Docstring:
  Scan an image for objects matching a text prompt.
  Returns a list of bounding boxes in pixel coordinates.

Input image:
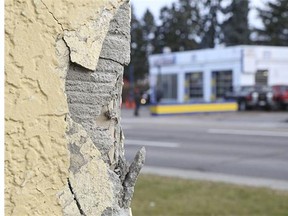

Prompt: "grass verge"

[131,174,288,216]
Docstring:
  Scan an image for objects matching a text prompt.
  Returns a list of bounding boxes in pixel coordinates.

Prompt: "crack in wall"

[40,0,65,32]
[67,178,87,216]
[39,1,77,73]
[6,0,71,214]
[100,57,125,67]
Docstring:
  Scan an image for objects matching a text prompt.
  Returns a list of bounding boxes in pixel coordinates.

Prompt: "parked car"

[272,85,288,110]
[256,86,274,110]
[225,86,256,111]
[225,86,274,111]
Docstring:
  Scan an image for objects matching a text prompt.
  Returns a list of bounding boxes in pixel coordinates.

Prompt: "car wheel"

[265,105,271,111]
[238,101,247,111]
[282,104,288,111]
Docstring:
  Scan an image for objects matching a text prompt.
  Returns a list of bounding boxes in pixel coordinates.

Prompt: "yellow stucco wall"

[5,0,68,214]
[5,0,124,215]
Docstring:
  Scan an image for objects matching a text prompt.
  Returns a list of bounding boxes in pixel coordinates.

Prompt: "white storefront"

[148,45,288,103]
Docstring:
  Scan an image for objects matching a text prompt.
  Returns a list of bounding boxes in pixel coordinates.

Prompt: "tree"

[142,9,157,74]
[154,0,202,53]
[255,0,288,46]
[200,0,221,48]
[220,0,251,46]
[142,9,156,44]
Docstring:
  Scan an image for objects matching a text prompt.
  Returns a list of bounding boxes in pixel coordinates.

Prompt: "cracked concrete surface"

[42,0,126,71]
[64,2,145,214]
[59,116,114,215]
[6,0,145,215]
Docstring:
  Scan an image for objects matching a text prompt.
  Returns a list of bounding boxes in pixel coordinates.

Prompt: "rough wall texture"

[5,0,144,215]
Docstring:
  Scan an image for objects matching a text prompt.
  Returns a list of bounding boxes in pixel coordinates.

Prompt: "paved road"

[121,108,288,184]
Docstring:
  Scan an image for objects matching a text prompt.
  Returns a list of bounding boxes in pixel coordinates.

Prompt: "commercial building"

[149,45,288,104]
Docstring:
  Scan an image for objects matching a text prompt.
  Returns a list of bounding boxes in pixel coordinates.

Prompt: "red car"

[272,85,288,110]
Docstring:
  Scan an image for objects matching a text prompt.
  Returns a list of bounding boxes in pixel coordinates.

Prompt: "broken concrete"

[6,0,144,215]
[63,1,145,215]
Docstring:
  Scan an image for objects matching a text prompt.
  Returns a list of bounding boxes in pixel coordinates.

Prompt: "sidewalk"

[120,106,288,129]
[142,166,288,191]
[121,106,151,118]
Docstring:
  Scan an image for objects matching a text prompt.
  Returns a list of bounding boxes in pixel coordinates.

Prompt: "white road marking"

[208,128,288,137]
[125,139,179,148]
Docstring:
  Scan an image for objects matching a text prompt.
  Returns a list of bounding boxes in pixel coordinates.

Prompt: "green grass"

[131,174,288,216]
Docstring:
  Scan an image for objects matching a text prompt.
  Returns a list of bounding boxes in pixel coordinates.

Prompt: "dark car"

[272,85,288,110]
[225,85,274,111]
[225,86,257,111]
[255,86,274,110]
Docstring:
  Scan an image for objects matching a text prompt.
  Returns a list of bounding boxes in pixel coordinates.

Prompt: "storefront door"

[211,70,233,100]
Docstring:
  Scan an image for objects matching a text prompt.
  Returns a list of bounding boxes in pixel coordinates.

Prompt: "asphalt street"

[121,107,288,187]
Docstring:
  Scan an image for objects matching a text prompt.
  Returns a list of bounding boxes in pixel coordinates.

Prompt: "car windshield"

[279,86,288,91]
[234,85,271,93]
[240,86,255,93]
[255,86,272,92]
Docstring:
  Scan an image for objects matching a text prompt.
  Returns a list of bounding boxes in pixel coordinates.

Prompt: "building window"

[212,70,233,99]
[255,70,268,86]
[185,72,203,101]
[157,74,177,100]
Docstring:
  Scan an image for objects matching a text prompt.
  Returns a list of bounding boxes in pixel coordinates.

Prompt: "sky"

[130,0,270,28]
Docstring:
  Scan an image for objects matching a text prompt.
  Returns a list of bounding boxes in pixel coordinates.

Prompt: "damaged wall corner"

[5,0,145,215]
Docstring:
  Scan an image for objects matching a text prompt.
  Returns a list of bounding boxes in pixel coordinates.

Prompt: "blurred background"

[122,0,288,215]
[123,0,288,105]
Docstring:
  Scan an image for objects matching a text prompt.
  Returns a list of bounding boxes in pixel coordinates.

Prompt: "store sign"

[153,55,176,67]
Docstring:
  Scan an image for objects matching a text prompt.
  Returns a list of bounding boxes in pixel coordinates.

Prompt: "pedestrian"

[134,88,141,116]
